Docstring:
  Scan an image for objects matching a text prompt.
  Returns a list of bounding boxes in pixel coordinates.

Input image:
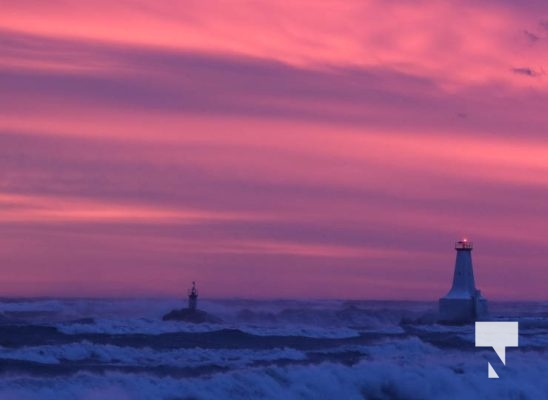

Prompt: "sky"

[1,0,548,299]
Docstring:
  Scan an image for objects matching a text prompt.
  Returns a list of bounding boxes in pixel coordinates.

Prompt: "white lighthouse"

[439,239,488,323]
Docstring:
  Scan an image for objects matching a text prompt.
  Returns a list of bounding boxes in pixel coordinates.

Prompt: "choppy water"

[1,298,548,399]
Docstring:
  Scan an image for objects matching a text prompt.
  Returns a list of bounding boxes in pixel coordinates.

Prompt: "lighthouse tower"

[439,239,488,322]
[188,281,198,311]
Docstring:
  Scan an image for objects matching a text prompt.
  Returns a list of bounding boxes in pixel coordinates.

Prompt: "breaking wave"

[1,299,548,399]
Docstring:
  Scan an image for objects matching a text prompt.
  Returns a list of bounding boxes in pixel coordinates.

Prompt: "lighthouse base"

[439,296,488,323]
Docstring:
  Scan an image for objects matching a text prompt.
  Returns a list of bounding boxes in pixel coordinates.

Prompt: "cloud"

[511,67,543,77]
[2,1,548,298]
[523,30,540,43]
[2,29,548,144]
[0,29,442,126]
[1,1,548,89]
[2,122,548,297]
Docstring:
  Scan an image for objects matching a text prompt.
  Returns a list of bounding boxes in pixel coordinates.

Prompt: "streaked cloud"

[511,66,544,77]
[1,1,548,299]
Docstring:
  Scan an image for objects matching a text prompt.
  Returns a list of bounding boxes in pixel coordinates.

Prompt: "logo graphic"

[475,321,519,378]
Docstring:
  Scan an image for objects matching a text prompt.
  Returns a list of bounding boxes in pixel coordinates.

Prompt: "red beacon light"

[455,238,473,250]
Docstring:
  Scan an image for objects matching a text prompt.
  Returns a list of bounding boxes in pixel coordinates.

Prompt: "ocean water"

[1,298,547,399]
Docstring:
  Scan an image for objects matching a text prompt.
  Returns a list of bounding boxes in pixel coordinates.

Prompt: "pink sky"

[1,1,548,299]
